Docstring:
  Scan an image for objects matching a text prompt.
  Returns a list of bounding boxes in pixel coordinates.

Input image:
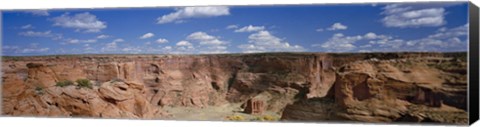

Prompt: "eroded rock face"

[2,53,335,118]
[281,55,468,124]
[1,53,468,124]
[2,79,168,119]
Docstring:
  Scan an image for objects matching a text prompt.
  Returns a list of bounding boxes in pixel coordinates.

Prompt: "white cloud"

[25,10,49,16]
[19,30,52,37]
[199,46,228,54]
[238,30,305,53]
[101,39,124,52]
[403,24,468,51]
[163,46,173,50]
[157,6,230,24]
[437,27,447,32]
[226,25,238,29]
[327,23,348,31]
[363,32,391,40]
[176,40,193,46]
[139,33,155,39]
[170,41,196,54]
[313,32,398,52]
[187,32,227,45]
[52,12,107,33]
[21,24,34,29]
[364,32,377,39]
[104,42,117,50]
[313,33,362,52]
[83,39,97,43]
[237,44,266,53]
[312,24,468,52]
[426,23,468,39]
[316,22,348,32]
[234,25,265,32]
[96,34,110,39]
[166,32,229,54]
[381,4,446,28]
[186,32,228,54]
[82,44,96,53]
[2,45,19,50]
[19,30,63,40]
[121,47,143,54]
[185,32,230,54]
[5,43,51,54]
[113,39,125,43]
[64,39,97,44]
[156,38,169,44]
[84,47,94,51]
[19,48,50,54]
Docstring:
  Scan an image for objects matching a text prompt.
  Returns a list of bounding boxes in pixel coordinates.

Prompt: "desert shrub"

[55,80,74,87]
[226,115,245,121]
[251,116,265,121]
[252,115,278,121]
[262,115,277,121]
[110,78,124,83]
[34,86,44,95]
[35,86,43,91]
[76,79,93,89]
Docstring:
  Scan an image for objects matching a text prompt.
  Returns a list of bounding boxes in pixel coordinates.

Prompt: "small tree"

[76,79,93,89]
[55,80,74,87]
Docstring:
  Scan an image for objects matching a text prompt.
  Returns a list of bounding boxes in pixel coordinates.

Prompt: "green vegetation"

[34,86,45,95]
[225,114,279,121]
[76,79,93,89]
[251,115,278,121]
[55,80,74,87]
[226,115,245,121]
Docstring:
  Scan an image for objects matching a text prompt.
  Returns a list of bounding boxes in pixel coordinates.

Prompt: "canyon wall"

[2,53,334,117]
[1,52,468,124]
[280,53,468,124]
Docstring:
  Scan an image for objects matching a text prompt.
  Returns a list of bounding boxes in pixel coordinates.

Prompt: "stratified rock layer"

[281,53,468,124]
[1,52,468,124]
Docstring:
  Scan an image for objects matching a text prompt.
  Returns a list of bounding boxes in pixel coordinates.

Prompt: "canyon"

[1,52,469,124]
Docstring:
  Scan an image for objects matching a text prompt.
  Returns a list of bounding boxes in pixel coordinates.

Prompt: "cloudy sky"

[1,2,469,56]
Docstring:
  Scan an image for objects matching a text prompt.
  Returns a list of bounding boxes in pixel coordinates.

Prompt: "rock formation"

[243,98,265,115]
[1,52,468,124]
[281,54,468,124]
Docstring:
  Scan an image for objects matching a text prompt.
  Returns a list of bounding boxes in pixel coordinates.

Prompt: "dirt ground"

[161,103,281,122]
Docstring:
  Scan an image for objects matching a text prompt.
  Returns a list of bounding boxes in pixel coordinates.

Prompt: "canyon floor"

[1,52,469,125]
[162,103,280,121]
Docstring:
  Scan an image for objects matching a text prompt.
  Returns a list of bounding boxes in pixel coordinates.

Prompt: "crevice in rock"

[227,73,236,91]
[103,97,117,105]
[118,87,127,91]
[211,82,220,91]
[81,99,88,104]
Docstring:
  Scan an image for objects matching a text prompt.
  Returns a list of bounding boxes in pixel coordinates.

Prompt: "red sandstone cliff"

[281,53,468,124]
[1,52,468,124]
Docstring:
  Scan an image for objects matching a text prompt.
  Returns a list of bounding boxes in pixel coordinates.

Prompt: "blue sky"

[1,2,469,56]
